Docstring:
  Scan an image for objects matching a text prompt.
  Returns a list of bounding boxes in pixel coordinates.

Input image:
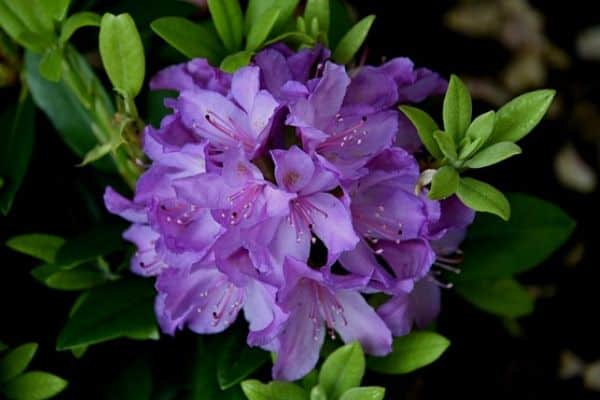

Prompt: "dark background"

[1,1,598,399]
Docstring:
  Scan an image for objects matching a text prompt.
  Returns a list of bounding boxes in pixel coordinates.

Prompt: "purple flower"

[178,66,279,159]
[287,62,399,179]
[104,44,475,382]
[270,257,392,381]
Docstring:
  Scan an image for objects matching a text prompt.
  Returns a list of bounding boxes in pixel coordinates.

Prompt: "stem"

[61,46,141,188]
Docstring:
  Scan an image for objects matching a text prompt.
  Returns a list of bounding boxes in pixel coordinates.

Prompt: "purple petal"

[271,293,324,381]
[303,192,359,261]
[155,264,244,335]
[333,290,393,356]
[231,66,260,113]
[104,187,147,223]
[271,146,315,192]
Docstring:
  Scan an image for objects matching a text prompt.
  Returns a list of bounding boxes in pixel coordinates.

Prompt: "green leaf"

[54,225,125,269]
[38,47,63,82]
[1,0,53,35]
[151,17,224,64]
[59,11,101,44]
[433,130,457,161]
[217,331,269,390]
[78,142,115,166]
[309,386,327,400]
[0,343,38,383]
[191,337,220,400]
[264,31,315,48]
[246,7,281,51]
[0,2,28,43]
[0,342,7,352]
[56,278,158,350]
[25,50,116,171]
[429,166,459,200]
[339,387,385,400]
[1,371,67,400]
[490,89,555,144]
[244,0,299,34]
[99,13,145,98]
[220,51,254,73]
[105,358,152,400]
[465,142,522,169]
[319,342,365,400]
[458,137,483,161]
[367,332,450,374]
[70,346,87,359]
[42,0,71,22]
[455,279,534,318]
[456,177,510,221]
[5,234,65,263]
[443,74,472,142]
[332,15,375,65]
[455,193,574,280]
[31,263,109,291]
[328,0,353,48]
[241,380,308,400]
[0,95,35,215]
[465,110,495,143]
[399,106,443,159]
[207,0,243,52]
[304,0,330,37]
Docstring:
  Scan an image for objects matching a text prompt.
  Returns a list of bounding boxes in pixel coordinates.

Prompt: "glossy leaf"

[59,11,101,43]
[490,89,556,144]
[1,371,68,400]
[319,342,365,400]
[0,343,38,383]
[456,177,510,221]
[309,386,327,400]
[433,130,457,161]
[31,263,109,291]
[241,380,308,400]
[99,13,145,97]
[244,0,299,34]
[332,15,375,65]
[246,7,281,51]
[220,50,254,73]
[443,74,472,142]
[54,225,125,269]
[465,142,522,169]
[0,2,28,43]
[56,278,158,350]
[151,17,223,64]
[456,193,574,280]
[78,142,115,166]
[339,387,385,400]
[429,166,459,200]
[465,110,495,143]
[42,0,71,22]
[458,137,483,161]
[399,106,443,159]
[367,332,450,374]
[5,234,65,263]
[25,50,116,171]
[38,47,62,82]
[217,331,269,390]
[1,0,53,35]
[304,0,330,36]
[0,95,35,215]
[455,279,534,318]
[207,0,243,52]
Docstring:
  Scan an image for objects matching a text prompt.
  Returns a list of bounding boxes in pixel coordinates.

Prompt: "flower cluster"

[105,45,474,380]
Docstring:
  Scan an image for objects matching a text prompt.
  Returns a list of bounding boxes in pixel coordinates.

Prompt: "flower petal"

[333,290,393,356]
